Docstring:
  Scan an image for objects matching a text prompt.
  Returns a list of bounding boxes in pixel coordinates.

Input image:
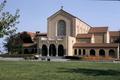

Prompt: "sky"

[0,0,120,51]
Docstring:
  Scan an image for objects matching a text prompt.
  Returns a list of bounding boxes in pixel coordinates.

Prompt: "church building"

[37,8,120,59]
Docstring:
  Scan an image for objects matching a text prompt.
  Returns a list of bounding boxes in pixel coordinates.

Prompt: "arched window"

[57,20,66,36]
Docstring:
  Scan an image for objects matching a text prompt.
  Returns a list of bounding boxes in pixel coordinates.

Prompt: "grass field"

[0,61,120,80]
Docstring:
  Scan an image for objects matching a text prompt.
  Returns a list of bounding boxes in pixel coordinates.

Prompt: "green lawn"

[0,61,120,80]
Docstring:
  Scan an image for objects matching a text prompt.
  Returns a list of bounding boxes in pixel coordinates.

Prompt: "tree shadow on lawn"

[57,68,120,76]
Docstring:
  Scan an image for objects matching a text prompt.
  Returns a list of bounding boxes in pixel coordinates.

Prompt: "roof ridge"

[92,27,108,28]
[47,9,92,27]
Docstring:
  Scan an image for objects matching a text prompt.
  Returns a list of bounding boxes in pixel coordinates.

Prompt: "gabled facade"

[37,9,120,59]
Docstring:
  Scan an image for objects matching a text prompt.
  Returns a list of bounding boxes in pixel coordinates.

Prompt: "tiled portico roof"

[27,32,36,37]
[20,32,36,38]
[89,27,108,33]
[23,43,37,48]
[37,33,47,36]
[73,43,118,48]
[76,34,92,39]
[109,31,120,37]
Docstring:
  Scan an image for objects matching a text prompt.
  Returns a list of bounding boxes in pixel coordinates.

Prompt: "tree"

[0,0,20,38]
[0,0,20,52]
[3,33,23,54]
[3,32,34,54]
[20,31,33,43]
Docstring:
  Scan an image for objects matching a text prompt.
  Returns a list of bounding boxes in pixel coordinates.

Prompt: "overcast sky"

[0,0,120,51]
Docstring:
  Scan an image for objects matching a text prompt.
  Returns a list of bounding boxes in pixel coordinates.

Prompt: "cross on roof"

[61,6,64,10]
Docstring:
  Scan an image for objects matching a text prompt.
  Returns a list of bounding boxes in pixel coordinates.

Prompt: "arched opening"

[42,45,48,56]
[99,49,105,57]
[24,48,29,54]
[83,49,86,56]
[58,45,64,56]
[90,49,95,56]
[49,44,56,56]
[74,49,77,55]
[57,20,66,36]
[79,49,81,55]
[109,49,116,58]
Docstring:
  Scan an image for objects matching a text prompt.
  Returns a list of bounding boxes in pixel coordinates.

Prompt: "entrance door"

[42,45,48,56]
[58,45,64,56]
[49,44,56,56]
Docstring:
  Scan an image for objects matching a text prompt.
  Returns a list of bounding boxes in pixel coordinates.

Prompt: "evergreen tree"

[3,33,23,54]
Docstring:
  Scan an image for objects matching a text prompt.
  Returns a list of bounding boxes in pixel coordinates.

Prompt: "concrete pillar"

[77,49,79,56]
[96,49,99,56]
[117,44,120,59]
[85,49,89,56]
[105,49,109,57]
[81,49,83,56]
[47,45,49,57]
[56,45,58,57]
[39,48,41,56]
[106,31,110,43]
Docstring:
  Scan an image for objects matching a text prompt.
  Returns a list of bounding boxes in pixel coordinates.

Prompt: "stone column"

[86,49,90,56]
[56,45,58,57]
[47,46,49,57]
[47,40,50,57]
[96,49,99,57]
[56,40,58,57]
[77,49,79,56]
[39,48,41,56]
[117,44,120,59]
[105,49,109,57]
[81,49,83,56]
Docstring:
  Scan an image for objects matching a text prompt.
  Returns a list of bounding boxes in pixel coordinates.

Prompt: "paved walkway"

[0,57,120,63]
[0,57,24,61]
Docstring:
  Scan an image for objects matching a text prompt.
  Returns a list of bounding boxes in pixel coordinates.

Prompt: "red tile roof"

[76,34,92,39]
[73,43,118,48]
[109,31,120,37]
[89,27,108,33]
[23,43,36,47]
[20,32,36,37]
[37,33,47,36]
[27,32,36,37]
